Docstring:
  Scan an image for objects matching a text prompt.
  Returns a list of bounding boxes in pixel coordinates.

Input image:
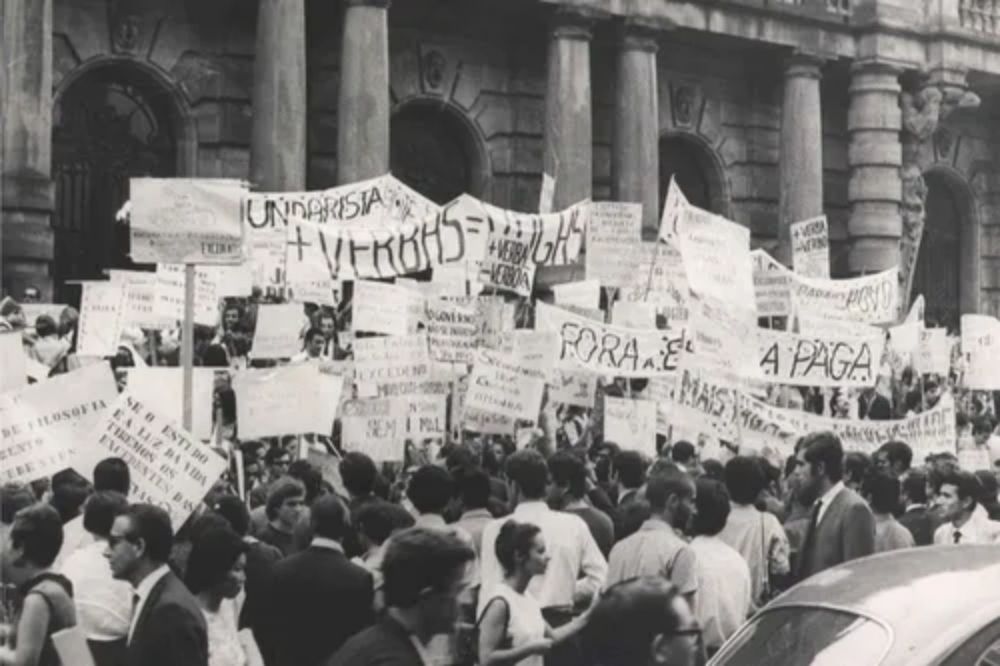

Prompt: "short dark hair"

[264,447,291,467]
[303,327,323,343]
[340,452,377,497]
[505,450,549,500]
[94,457,131,495]
[310,494,348,541]
[801,432,844,483]
[211,495,251,537]
[724,456,767,505]
[671,441,696,464]
[548,450,587,499]
[356,500,414,546]
[406,465,455,515]
[49,469,90,523]
[288,460,323,504]
[381,527,475,608]
[185,526,247,594]
[700,459,724,481]
[939,469,981,511]
[877,441,913,471]
[495,520,541,575]
[974,470,999,504]
[645,469,694,513]
[1,483,36,525]
[83,491,128,538]
[901,469,928,505]
[265,478,306,521]
[583,577,684,666]
[972,415,996,436]
[457,468,491,510]
[844,452,872,485]
[862,470,901,515]
[10,503,63,567]
[123,504,174,564]
[692,478,730,536]
[613,450,647,489]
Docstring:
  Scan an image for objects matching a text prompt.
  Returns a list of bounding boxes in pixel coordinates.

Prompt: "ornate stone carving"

[674,85,696,127]
[423,50,446,90]
[934,126,954,159]
[113,14,142,54]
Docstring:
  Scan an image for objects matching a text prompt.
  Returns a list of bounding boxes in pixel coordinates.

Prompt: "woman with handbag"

[477,522,589,666]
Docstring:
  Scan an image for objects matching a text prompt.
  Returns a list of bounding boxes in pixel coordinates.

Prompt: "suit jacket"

[326,616,422,666]
[796,486,876,581]
[858,393,892,420]
[898,505,934,546]
[267,544,375,666]
[127,571,208,666]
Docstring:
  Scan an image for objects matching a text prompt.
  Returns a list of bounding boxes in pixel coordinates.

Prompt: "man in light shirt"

[56,456,130,568]
[61,491,134,666]
[932,469,1000,545]
[291,327,326,363]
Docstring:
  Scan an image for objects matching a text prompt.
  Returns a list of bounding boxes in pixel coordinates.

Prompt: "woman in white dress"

[477,521,590,666]
[186,526,262,666]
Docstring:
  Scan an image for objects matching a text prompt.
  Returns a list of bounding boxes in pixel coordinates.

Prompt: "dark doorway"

[390,103,476,205]
[659,135,718,218]
[913,172,962,332]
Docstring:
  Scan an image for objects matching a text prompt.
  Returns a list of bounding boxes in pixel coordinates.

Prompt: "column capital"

[344,0,390,8]
[784,52,825,80]
[550,6,604,41]
[849,59,903,78]
[619,17,663,53]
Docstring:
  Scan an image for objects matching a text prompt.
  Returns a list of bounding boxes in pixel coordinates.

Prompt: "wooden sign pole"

[181,264,195,432]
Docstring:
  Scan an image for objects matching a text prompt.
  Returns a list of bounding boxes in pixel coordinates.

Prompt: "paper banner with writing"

[586,202,643,288]
[962,314,1000,389]
[465,348,546,422]
[78,281,126,357]
[233,364,343,438]
[791,266,899,325]
[479,222,537,296]
[1,332,27,393]
[547,369,598,408]
[353,280,425,335]
[425,299,481,364]
[154,264,220,327]
[353,334,431,398]
[756,327,884,387]
[915,327,951,376]
[125,368,216,440]
[751,249,792,317]
[250,303,305,359]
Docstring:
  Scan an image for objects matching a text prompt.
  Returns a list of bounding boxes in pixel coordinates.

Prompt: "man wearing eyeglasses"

[105,503,208,666]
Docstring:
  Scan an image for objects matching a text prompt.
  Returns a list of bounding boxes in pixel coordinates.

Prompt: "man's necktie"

[797,499,823,578]
[954,530,963,544]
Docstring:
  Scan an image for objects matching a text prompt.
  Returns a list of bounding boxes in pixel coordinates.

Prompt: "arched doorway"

[52,65,180,300]
[659,134,728,218]
[912,170,975,332]
[390,101,486,205]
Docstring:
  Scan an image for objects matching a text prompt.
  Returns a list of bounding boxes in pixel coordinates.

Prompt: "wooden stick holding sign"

[182,264,195,432]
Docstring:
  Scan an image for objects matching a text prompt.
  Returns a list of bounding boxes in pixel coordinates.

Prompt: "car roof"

[765,545,1000,665]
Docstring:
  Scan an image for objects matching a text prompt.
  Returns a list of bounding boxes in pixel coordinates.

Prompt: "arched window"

[52,67,178,300]
[913,172,963,331]
[658,134,727,218]
[390,102,484,205]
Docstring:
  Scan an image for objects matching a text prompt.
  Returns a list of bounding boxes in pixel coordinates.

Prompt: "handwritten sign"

[534,301,690,378]
[78,391,228,527]
[233,364,343,438]
[547,370,597,408]
[658,176,689,242]
[341,398,406,461]
[20,304,67,327]
[790,215,830,279]
[125,368,215,440]
[466,348,546,421]
[353,334,431,397]
[1,332,26,393]
[479,199,588,267]
[663,368,740,443]
[604,397,657,458]
[1,364,117,484]
[791,266,899,324]
[962,315,1000,389]
[426,299,481,364]
[552,279,601,310]
[756,328,883,387]
[915,327,950,376]
[586,202,643,287]
[352,280,425,335]
[751,249,792,317]
[130,178,246,264]
[250,304,305,359]
[480,224,536,296]
[154,264,219,327]
[78,282,125,356]
[676,205,755,314]
[404,394,448,438]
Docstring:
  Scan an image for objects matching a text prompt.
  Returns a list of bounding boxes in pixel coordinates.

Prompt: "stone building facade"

[4,0,1000,330]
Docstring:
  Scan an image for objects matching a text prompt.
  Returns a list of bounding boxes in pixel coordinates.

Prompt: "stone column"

[2,0,54,298]
[777,53,824,266]
[250,0,307,191]
[337,0,391,184]
[613,18,659,237]
[847,61,903,273]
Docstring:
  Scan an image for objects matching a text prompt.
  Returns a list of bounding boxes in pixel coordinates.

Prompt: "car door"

[939,618,1000,666]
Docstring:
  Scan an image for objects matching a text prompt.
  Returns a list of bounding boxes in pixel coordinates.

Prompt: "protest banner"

[232,363,343,438]
[1,332,26,393]
[552,279,601,310]
[479,222,537,296]
[353,280,425,335]
[539,173,556,214]
[612,301,657,330]
[640,242,690,320]
[126,368,215,440]
[604,397,657,457]
[353,334,431,397]
[676,204,756,313]
[1,364,117,484]
[130,178,246,264]
[154,264,219,327]
[535,301,691,378]
[479,199,589,267]
[425,299,481,364]
[756,327,883,387]
[108,271,166,330]
[916,327,951,376]
[658,176,689,242]
[477,296,517,348]
[962,314,1000,389]
[77,391,228,527]
[250,303,306,359]
[790,215,830,279]
[548,369,598,408]
[751,249,792,317]
[797,313,881,339]
[78,281,125,356]
[465,348,546,421]
[684,296,761,382]
[585,202,643,287]
[462,406,516,435]
[662,367,740,443]
[248,228,288,295]
[404,394,448,438]
[204,264,254,298]
[495,330,558,379]
[791,266,899,324]
[341,398,406,461]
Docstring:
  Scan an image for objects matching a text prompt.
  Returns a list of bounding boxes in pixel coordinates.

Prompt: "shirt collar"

[311,537,344,553]
[514,501,550,515]
[818,481,845,508]
[461,509,493,519]
[639,517,679,534]
[415,514,447,528]
[905,503,926,512]
[133,564,170,599]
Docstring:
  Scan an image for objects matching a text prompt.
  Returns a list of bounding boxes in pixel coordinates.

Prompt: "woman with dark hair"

[0,504,76,666]
[477,521,589,666]
[185,526,259,666]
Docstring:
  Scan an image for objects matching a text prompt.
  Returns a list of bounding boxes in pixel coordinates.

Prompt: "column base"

[3,172,55,299]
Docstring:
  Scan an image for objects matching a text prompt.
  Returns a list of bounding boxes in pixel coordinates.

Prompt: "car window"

[940,617,1000,666]
[712,606,890,666]
[978,641,1000,666]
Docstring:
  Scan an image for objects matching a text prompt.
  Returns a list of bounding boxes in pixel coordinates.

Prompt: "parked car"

[709,545,1000,666]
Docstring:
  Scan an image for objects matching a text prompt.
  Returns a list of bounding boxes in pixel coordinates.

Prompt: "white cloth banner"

[757,327,884,387]
[962,314,1000,389]
[790,215,830,279]
[2,364,117,484]
[791,266,899,324]
[353,334,431,397]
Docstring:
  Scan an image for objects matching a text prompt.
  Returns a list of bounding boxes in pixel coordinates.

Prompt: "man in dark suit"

[105,503,208,666]
[858,387,892,421]
[898,470,935,545]
[327,527,476,666]
[268,494,375,666]
[793,432,876,581]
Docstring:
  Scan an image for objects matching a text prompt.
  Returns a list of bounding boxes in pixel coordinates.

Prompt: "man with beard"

[606,468,698,607]
[793,432,875,581]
